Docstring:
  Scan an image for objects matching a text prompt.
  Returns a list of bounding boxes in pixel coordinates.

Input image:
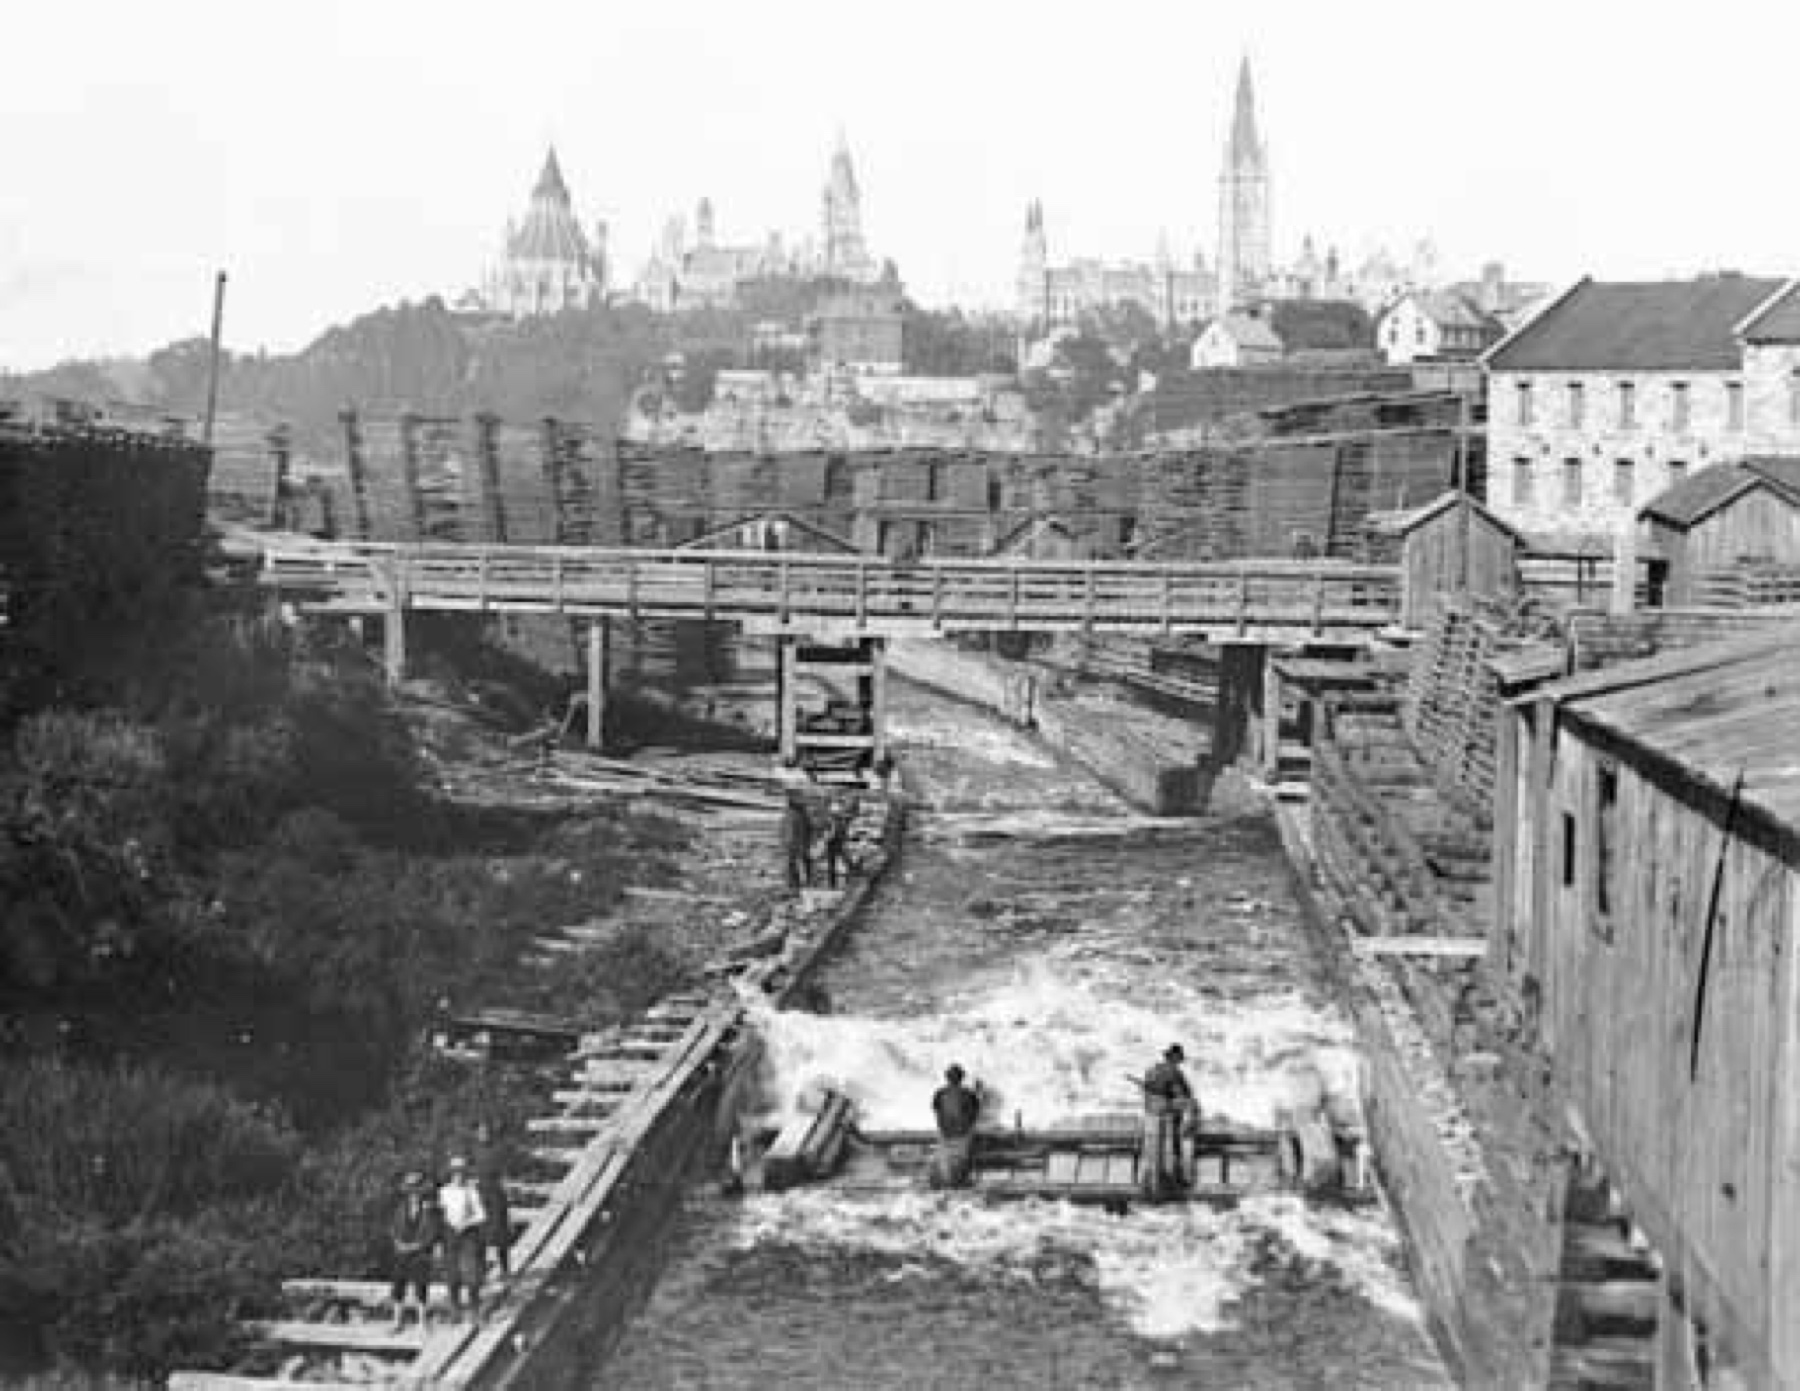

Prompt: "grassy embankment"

[0,615,721,1380]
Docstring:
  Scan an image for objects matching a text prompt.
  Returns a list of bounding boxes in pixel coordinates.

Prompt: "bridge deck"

[261,542,1401,639]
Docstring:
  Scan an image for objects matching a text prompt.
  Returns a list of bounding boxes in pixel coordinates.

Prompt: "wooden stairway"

[1548,1174,1661,1390]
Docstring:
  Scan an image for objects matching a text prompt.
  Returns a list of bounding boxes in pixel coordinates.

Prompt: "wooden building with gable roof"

[1491,630,1800,1390]
[1639,456,1800,605]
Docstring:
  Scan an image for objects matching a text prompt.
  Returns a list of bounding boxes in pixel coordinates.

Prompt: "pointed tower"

[494,146,600,317]
[695,198,716,250]
[1215,57,1271,314]
[821,131,873,281]
[1017,200,1049,324]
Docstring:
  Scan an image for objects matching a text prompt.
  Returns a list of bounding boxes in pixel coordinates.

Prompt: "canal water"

[603,684,1450,1389]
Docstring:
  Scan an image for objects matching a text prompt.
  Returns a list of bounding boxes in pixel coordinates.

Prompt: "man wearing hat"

[388,1170,440,1332]
[929,1064,983,1188]
[1140,1044,1198,1201]
[439,1156,488,1323]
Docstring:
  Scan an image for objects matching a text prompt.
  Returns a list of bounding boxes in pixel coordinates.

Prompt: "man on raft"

[929,1064,982,1188]
[1140,1043,1200,1201]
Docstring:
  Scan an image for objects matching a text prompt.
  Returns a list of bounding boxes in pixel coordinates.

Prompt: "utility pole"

[202,270,228,447]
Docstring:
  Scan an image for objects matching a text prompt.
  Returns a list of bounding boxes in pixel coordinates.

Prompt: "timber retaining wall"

[885,638,1210,814]
[465,797,905,1390]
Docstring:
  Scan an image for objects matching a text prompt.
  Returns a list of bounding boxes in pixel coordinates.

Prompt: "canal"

[603,682,1451,1389]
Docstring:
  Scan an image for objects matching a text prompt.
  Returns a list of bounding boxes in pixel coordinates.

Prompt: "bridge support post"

[1211,643,1265,769]
[382,603,407,688]
[867,638,888,769]
[777,637,799,764]
[585,619,609,749]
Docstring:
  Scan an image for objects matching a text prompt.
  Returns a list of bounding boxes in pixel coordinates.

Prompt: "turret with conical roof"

[489,145,604,318]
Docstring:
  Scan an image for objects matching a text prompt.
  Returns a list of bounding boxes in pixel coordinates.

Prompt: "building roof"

[1485,275,1787,372]
[1743,455,1800,496]
[1371,488,1529,542]
[1414,290,1503,335]
[1640,459,1800,529]
[1531,632,1800,858]
[1737,280,1800,343]
[677,511,860,555]
[1208,312,1283,352]
[507,148,592,266]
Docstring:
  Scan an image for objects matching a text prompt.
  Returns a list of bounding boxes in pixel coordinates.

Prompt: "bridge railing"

[262,542,1400,633]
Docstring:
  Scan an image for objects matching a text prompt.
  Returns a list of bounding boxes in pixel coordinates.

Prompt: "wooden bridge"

[259,540,1401,642]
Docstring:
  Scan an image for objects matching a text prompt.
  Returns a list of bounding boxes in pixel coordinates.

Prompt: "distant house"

[1377,291,1505,365]
[1638,455,1800,603]
[1190,312,1283,368]
[1483,273,1800,537]
[815,290,905,374]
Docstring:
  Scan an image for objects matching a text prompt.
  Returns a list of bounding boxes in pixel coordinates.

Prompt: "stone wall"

[1486,365,1800,535]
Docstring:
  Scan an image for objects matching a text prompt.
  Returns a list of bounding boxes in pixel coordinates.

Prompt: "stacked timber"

[1402,599,1549,818]
[202,415,287,525]
[1691,557,1800,608]
[762,1090,855,1191]
[1034,688,1210,816]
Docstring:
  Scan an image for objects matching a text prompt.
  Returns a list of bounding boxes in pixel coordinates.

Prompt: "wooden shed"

[1639,457,1800,605]
[1369,490,1525,628]
[1491,630,1800,1390]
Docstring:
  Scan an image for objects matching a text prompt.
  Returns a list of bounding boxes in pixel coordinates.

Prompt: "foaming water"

[604,682,1449,1389]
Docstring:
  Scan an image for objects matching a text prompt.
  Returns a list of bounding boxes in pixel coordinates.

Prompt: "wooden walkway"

[258,540,1402,642]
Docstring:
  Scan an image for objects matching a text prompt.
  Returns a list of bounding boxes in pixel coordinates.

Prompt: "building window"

[1562,458,1583,506]
[1517,382,1534,427]
[1667,459,1688,487]
[1613,459,1636,505]
[1618,382,1635,429]
[1561,811,1577,888]
[1671,381,1691,432]
[1567,382,1585,428]
[1513,457,1534,507]
[1595,762,1618,933]
[1727,380,1745,430]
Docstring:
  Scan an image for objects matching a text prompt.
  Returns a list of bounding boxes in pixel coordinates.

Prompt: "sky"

[2,0,1797,369]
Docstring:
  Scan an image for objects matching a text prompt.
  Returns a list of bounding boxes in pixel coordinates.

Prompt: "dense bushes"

[0,615,703,1376]
[0,1060,291,1374]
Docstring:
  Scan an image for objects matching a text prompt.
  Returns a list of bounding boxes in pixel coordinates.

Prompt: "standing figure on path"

[929,1064,983,1189]
[1140,1044,1198,1201]
[782,790,814,891]
[387,1171,440,1332]
[473,1122,513,1282]
[439,1156,488,1323]
[822,795,856,888]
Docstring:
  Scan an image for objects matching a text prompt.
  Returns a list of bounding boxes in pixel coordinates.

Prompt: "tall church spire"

[1215,56,1271,314]
[1228,56,1262,166]
[821,131,872,281]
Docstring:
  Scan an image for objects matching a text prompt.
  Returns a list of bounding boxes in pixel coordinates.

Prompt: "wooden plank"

[246,1319,427,1354]
[1350,935,1489,959]
[279,1277,392,1305]
[170,1378,367,1391]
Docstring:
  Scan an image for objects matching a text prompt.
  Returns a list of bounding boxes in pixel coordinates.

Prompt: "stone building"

[480,149,607,318]
[1216,57,1271,314]
[1016,201,1214,329]
[1484,274,1800,536]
